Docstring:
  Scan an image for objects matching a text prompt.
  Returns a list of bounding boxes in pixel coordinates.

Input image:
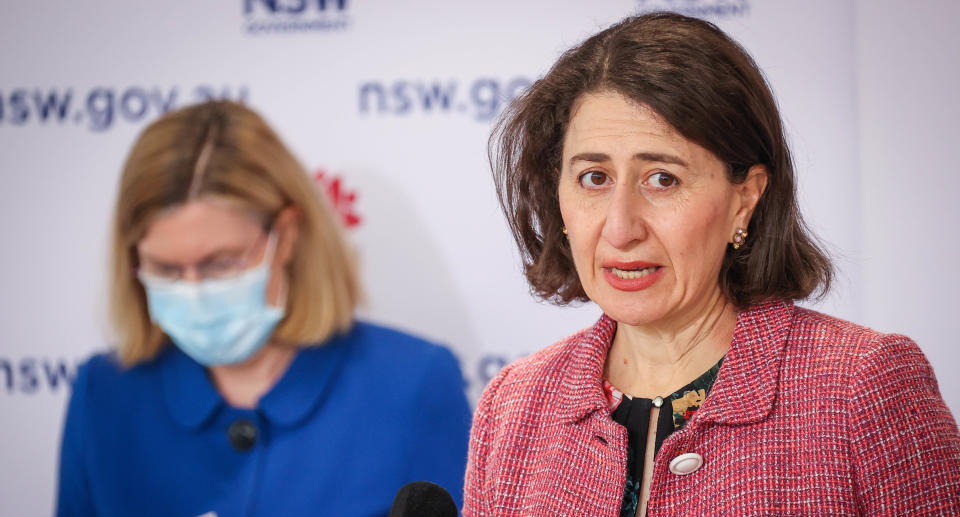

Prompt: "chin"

[604,309,665,327]
[590,294,671,327]
[582,269,678,327]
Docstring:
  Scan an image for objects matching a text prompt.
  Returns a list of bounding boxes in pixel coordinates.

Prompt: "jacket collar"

[258,334,350,426]
[557,314,618,424]
[696,299,793,425]
[161,345,223,429]
[558,299,793,426]
[162,330,352,430]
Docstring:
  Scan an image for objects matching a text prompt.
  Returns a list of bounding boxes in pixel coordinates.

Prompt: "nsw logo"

[635,0,750,19]
[244,0,350,35]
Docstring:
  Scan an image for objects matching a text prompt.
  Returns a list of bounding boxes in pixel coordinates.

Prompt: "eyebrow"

[568,152,689,168]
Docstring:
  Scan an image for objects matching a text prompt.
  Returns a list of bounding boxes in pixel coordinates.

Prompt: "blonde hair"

[110,100,360,366]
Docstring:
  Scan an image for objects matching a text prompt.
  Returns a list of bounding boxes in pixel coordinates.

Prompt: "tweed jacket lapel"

[695,299,793,426]
[547,315,629,516]
[557,314,618,426]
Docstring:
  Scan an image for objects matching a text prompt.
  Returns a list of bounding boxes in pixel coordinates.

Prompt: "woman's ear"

[272,206,300,268]
[735,164,768,225]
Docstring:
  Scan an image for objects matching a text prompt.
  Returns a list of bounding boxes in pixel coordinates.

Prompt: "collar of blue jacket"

[161,333,351,430]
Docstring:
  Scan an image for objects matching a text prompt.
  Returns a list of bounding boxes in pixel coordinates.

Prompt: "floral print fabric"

[603,358,724,517]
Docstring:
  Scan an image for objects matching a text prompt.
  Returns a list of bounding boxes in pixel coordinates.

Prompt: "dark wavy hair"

[491,12,831,308]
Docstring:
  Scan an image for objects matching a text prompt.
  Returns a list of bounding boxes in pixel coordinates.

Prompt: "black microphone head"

[388,481,458,517]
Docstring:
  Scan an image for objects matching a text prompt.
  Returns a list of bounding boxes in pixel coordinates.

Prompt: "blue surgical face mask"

[138,234,285,366]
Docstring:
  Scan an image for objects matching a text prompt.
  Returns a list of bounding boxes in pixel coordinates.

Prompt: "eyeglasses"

[137,232,270,283]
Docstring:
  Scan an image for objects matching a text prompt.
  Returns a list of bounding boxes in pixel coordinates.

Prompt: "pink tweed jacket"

[463,300,960,516]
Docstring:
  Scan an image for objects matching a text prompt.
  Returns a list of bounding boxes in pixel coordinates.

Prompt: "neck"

[604,289,736,398]
[208,341,297,409]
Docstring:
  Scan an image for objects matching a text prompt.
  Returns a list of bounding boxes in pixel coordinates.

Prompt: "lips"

[600,260,664,291]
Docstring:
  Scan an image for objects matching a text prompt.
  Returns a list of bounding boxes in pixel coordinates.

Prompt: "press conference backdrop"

[1,0,957,514]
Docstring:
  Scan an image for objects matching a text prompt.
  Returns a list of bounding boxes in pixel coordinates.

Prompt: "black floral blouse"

[603,358,724,517]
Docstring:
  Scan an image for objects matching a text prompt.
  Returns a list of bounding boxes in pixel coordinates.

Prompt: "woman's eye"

[578,171,610,188]
[154,265,183,278]
[213,257,239,268]
[648,171,679,189]
[207,257,242,272]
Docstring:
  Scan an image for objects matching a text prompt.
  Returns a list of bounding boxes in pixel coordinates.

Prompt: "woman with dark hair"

[464,12,960,516]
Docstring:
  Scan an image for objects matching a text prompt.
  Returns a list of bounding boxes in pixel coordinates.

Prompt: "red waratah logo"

[314,168,362,229]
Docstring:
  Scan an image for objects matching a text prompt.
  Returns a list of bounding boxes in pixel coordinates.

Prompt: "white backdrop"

[1,1,957,515]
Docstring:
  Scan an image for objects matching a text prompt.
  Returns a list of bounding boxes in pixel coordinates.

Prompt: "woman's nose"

[182,267,203,283]
[600,185,649,249]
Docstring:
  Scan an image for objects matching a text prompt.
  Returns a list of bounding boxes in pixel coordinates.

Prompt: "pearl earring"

[732,227,748,249]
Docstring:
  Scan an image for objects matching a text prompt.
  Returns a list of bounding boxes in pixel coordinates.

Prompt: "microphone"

[388,481,458,517]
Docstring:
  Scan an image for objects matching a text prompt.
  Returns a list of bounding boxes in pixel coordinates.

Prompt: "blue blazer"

[56,322,472,517]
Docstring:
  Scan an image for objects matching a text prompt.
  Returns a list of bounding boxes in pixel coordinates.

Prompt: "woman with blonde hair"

[56,101,470,516]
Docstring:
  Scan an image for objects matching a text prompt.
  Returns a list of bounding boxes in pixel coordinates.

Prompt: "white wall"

[857,0,960,414]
